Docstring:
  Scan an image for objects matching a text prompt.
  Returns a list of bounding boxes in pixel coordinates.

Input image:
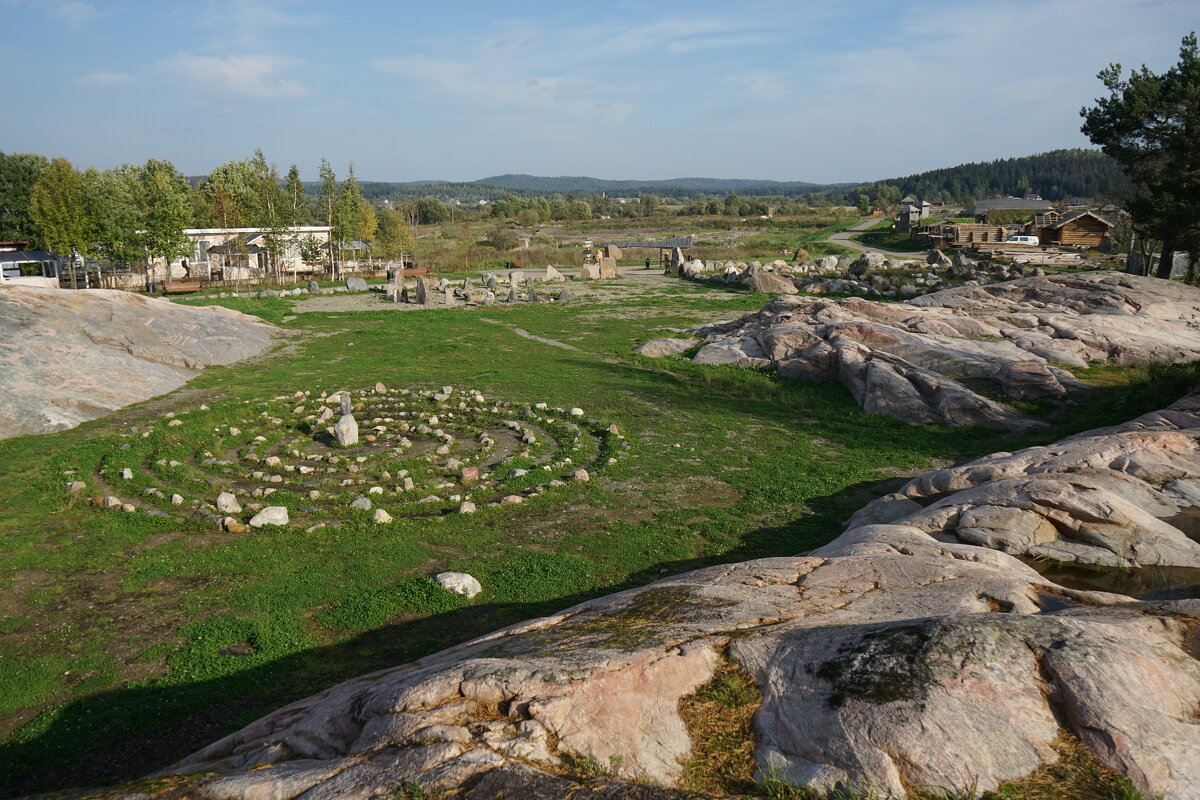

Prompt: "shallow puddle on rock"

[1029,560,1200,601]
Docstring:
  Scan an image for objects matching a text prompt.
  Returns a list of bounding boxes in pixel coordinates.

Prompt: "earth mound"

[656,272,1200,430]
[0,285,277,440]
[114,396,1200,799]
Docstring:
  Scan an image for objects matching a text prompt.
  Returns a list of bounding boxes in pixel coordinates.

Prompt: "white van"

[1005,235,1040,246]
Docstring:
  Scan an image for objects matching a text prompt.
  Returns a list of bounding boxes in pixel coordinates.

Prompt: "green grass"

[0,282,1190,796]
[849,218,927,253]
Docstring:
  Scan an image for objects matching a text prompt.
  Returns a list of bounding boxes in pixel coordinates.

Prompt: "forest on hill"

[830,149,1129,207]
[325,149,1128,206]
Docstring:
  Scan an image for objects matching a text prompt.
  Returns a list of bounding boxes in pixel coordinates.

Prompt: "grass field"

[848,217,927,252]
[411,212,859,272]
[0,276,1190,797]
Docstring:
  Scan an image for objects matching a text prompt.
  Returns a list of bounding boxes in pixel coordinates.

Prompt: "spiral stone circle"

[72,385,625,532]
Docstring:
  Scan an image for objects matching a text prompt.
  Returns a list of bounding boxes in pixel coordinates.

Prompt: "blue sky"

[2,0,1198,183]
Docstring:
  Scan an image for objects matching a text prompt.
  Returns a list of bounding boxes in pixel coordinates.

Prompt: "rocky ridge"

[0,284,277,440]
[117,395,1200,799]
[675,249,1057,299]
[639,272,1200,430]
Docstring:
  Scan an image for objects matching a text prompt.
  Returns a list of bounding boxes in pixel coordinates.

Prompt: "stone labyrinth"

[71,385,625,533]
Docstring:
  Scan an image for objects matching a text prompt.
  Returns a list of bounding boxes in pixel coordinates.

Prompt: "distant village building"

[149,226,333,284]
[916,207,1116,250]
[1032,210,1114,248]
[897,195,932,232]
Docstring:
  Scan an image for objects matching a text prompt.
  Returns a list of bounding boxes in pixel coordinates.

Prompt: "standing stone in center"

[334,413,359,446]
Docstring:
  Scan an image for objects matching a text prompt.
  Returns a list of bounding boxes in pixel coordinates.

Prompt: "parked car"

[1005,235,1040,246]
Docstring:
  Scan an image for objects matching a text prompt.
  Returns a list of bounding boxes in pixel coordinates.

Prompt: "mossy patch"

[680,655,762,796]
[487,585,731,656]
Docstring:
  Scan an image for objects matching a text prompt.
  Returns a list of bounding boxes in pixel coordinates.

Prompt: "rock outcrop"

[0,285,276,439]
[130,396,1200,800]
[678,272,1200,429]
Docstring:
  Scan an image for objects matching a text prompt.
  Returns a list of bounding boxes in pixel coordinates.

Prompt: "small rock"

[435,571,482,599]
[572,468,590,482]
[216,492,242,514]
[121,468,133,480]
[459,501,476,514]
[349,496,373,511]
[248,507,289,527]
[372,508,393,524]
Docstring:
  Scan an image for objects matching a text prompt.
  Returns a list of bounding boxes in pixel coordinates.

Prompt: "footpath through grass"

[0,284,1191,796]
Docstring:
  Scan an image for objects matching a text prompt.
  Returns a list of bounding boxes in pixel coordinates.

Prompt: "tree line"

[0,150,414,279]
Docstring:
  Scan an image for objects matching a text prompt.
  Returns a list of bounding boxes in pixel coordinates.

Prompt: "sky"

[3,0,1199,184]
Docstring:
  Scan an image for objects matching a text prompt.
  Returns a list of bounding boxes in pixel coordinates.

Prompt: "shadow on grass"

[0,468,904,800]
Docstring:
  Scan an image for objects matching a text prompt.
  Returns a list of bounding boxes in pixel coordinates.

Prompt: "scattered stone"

[345,277,368,291]
[121,468,133,480]
[248,506,288,527]
[221,516,247,533]
[349,496,373,511]
[571,468,590,482]
[633,338,699,358]
[459,501,476,514]
[66,481,86,493]
[216,492,242,514]
[747,271,798,295]
[371,508,393,524]
[434,571,482,599]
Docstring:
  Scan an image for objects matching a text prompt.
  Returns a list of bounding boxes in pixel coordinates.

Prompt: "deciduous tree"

[29,157,89,285]
[138,158,192,285]
[0,152,49,246]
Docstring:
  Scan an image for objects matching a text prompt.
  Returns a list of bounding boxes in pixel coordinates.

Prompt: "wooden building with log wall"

[1034,211,1113,248]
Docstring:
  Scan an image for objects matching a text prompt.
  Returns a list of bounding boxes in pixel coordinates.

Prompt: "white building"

[149,226,333,283]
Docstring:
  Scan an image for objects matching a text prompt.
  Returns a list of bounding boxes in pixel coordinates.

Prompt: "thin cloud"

[55,0,95,28]
[75,71,138,87]
[164,53,309,99]
[3,0,99,28]
[199,0,321,29]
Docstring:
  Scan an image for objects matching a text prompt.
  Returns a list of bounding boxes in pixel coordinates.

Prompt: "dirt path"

[826,216,930,258]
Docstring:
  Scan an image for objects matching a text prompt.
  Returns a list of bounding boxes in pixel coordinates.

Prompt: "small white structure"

[0,242,63,287]
[148,226,333,284]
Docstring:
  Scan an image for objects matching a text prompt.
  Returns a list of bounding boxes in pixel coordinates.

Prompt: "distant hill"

[832,149,1129,205]
[473,174,829,194]
[304,149,1128,205]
